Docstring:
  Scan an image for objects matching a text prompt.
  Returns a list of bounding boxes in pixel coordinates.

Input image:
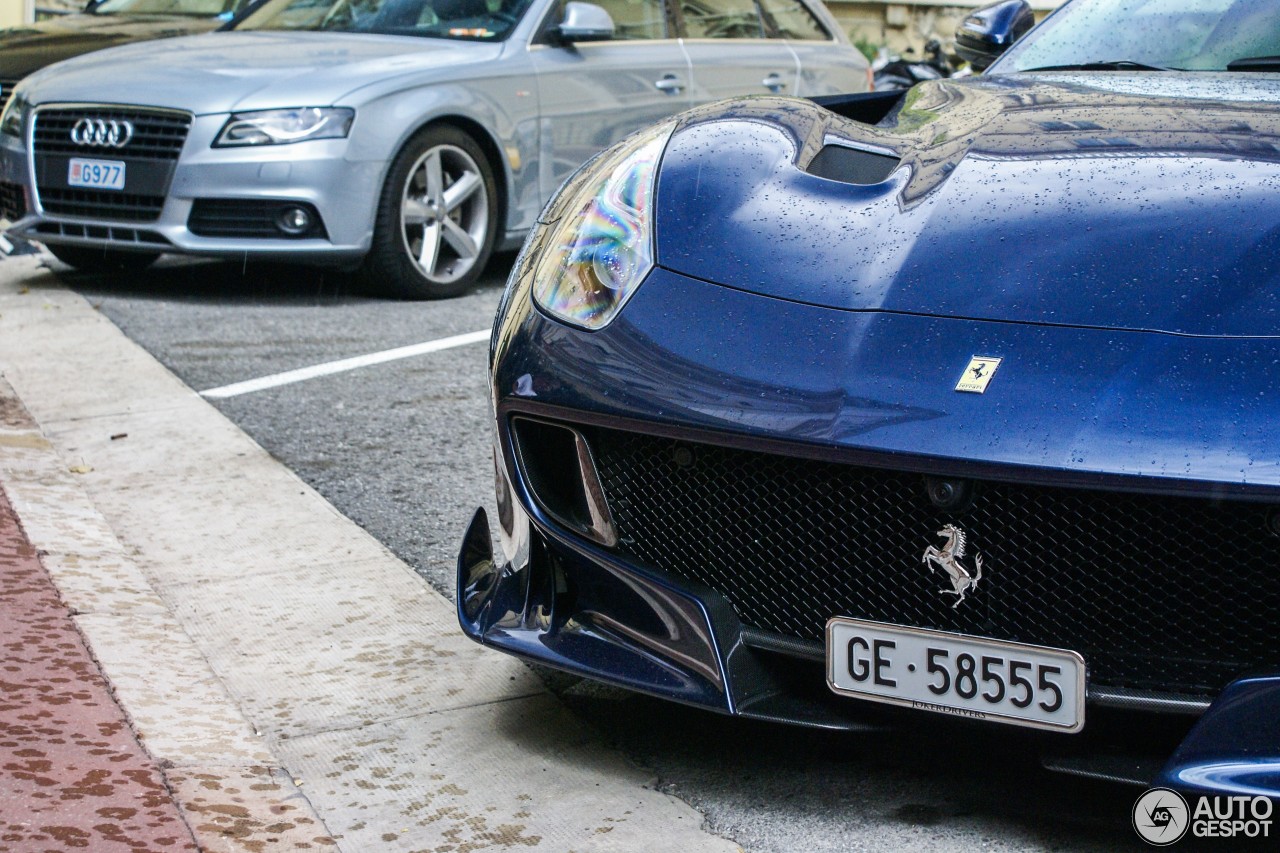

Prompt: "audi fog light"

[530,122,673,330]
[277,205,312,235]
[0,92,28,138]
[214,107,354,147]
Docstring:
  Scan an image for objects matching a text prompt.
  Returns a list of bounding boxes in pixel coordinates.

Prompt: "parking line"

[199,329,490,399]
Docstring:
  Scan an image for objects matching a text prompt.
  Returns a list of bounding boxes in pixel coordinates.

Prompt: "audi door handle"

[655,74,685,94]
[762,73,786,93]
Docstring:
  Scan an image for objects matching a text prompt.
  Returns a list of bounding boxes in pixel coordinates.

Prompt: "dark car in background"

[459,0,1280,801]
[0,0,258,103]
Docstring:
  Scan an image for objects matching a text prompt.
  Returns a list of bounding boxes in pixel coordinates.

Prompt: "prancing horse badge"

[955,356,1002,394]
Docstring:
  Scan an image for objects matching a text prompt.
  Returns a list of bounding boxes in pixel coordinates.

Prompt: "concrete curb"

[0,255,741,852]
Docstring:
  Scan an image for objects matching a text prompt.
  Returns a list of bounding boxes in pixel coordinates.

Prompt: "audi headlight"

[213,107,354,147]
[530,121,673,330]
[0,92,28,139]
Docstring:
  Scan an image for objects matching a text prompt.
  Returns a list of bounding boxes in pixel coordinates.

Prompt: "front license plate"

[68,158,125,190]
[827,617,1085,732]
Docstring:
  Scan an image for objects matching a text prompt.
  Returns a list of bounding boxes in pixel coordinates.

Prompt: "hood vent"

[806,144,900,186]
[811,90,904,126]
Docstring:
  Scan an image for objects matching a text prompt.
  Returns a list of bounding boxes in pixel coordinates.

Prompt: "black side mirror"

[555,1,615,43]
[954,0,1034,72]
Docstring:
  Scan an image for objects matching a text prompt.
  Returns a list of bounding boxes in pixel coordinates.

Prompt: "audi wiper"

[1020,60,1174,72]
[1227,55,1280,71]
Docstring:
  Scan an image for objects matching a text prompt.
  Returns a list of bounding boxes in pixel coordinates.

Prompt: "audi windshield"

[232,0,536,40]
[997,0,1280,72]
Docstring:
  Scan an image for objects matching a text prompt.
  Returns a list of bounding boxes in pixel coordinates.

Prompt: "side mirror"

[954,0,1034,71]
[556,1,614,43]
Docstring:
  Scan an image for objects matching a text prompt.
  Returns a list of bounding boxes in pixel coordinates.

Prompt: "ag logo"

[1133,787,1189,846]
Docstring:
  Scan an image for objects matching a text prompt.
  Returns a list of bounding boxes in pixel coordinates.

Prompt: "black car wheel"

[46,244,159,273]
[359,124,499,299]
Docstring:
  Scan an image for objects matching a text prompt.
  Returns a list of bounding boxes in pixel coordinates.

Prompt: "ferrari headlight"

[0,92,29,139]
[530,121,673,330]
[213,107,354,147]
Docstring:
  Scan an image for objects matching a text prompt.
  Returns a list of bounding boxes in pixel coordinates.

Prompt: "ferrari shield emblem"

[955,356,1001,394]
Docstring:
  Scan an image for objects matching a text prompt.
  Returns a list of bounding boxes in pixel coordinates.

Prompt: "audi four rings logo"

[69,118,134,148]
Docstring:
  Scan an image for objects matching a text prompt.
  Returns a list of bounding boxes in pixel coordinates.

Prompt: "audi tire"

[46,244,160,274]
[358,124,498,300]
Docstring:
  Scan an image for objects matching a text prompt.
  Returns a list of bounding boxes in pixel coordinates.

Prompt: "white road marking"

[199,329,490,399]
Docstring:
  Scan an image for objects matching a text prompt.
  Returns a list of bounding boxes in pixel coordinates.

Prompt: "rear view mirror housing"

[955,0,1035,71]
[555,1,615,43]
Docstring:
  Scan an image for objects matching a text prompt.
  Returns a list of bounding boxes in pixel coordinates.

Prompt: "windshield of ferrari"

[233,0,535,40]
[92,0,247,15]
[998,0,1280,72]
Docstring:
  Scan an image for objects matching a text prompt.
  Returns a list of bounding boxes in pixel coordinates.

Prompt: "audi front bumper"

[1,112,383,263]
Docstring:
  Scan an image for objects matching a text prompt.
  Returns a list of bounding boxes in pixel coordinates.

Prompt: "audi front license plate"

[827,617,1085,732]
[68,158,125,191]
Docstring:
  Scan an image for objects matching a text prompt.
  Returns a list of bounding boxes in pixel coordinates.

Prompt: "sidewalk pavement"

[0,252,742,853]
[1,477,199,853]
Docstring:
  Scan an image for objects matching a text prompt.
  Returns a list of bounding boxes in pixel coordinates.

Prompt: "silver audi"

[0,0,867,297]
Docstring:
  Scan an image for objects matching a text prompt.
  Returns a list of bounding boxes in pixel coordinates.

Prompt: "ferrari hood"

[0,14,220,81]
[656,75,1280,338]
[18,31,502,114]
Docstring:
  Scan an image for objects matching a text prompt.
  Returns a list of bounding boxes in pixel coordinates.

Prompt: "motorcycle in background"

[872,39,963,90]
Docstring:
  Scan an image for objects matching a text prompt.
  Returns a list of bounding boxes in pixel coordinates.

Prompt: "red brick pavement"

[0,485,198,852]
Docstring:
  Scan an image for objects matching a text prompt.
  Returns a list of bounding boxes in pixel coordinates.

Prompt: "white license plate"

[68,158,125,190]
[826,617,1085,732]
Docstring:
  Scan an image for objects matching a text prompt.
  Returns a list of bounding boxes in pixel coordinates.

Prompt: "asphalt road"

[55,253,1191,852]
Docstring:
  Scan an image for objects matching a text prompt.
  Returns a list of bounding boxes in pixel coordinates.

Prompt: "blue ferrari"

[459,0,1280,800]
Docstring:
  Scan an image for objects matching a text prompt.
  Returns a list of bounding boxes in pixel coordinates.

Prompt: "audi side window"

[590,0,666,38]
[681,0,763,39]
[234,0,534,37]
[756,0,827,40]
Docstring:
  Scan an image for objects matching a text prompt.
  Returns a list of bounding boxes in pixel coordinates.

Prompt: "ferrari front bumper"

[457,504,1280,798]
[461,260,1280,799]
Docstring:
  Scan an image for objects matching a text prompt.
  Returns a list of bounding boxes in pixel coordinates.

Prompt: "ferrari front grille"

[582,425,1280,701]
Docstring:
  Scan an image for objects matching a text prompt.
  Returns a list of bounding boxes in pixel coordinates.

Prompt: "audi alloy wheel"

[359,125,498,299]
